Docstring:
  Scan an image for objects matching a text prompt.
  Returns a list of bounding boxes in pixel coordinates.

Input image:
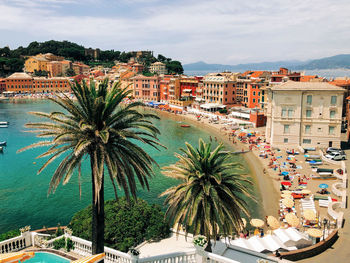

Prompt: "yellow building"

[150,62,167,75]
[24,53,64,73]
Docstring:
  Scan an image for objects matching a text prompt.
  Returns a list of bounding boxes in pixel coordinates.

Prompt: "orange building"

[0,78,6,93]
[24,53,64,73]
[5,72,71,94]
[159,76,171,102]
[132,75,161,101]
[72,62,90,75]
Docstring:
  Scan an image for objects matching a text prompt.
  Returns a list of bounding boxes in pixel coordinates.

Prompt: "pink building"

[132,75,161,101]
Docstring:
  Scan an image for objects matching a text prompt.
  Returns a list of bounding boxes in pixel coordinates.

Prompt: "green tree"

[160,139,253,252]
[166,61,184,74]
[69,199,170,252]
[18,80,162,257]
[65,68,76,77]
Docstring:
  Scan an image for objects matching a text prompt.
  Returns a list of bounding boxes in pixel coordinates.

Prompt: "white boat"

[0,146,3,152]
[0,121,9,125]
[0,141,6,146]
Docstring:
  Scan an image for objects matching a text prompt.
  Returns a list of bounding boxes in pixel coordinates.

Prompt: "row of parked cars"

[325,147,347,161]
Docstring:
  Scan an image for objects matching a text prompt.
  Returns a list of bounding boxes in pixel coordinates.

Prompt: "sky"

[0,0,350,64]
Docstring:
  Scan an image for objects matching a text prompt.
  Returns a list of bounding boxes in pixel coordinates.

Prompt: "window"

[330,110,336,119]
[288,109,293,118]
[284,125,290,134]
[306,95,312,105]
[329,126,335,135]
[284,138,288,143]
[306,110,312,118]
[225,98,227,102]
[331,96,337,105]
[303,139,311,144]
[318,128,322,132]
[305,125,311,134]
[253,91,256,96]
[253,99,256,103]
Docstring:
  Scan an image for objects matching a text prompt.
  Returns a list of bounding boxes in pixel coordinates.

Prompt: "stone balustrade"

[138,250,196,263]
[207,253,241,263]
[327,202,344,228]
[0,232,31,253]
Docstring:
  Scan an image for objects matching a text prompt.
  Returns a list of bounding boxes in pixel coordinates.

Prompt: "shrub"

[53,237,66,250]
[69,198,170,252]
[66,238,74,252]
[0,229,21,242]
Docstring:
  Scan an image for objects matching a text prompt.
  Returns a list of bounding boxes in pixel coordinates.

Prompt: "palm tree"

[18,79,162,255]
[160,139,254,252]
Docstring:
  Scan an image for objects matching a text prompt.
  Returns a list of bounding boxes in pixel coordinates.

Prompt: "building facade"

[202,73,238,106]
[132,75,161,101]
[5,72,71,94]
[24,53,64,73]
[0,78,6,94]
[265,81,345,148]
[149,62,167,75]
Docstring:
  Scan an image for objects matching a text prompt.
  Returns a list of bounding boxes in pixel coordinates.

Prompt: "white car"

[325,151,346,161]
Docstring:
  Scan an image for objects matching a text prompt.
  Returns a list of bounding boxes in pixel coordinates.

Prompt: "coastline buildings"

[4,72,71,94]
[24,53,64,73]
[264,81,345,148]
[132,75,161,101]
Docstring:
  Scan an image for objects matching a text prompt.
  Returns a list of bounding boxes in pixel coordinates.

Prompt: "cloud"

[0,0,350,64]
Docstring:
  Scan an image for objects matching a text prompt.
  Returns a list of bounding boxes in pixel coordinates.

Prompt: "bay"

[0,100,260,232]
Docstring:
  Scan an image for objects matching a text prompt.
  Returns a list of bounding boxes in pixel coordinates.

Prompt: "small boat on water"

[0,121,9,125]
[180,124,190,128]
[0,146,3,152]
[0,141,7,146]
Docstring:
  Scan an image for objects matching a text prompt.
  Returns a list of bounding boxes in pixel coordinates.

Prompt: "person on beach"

[210,136,212,142]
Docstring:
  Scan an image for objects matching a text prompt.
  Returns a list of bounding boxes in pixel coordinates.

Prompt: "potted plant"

[193,235,207,252]
[128,247,140,261]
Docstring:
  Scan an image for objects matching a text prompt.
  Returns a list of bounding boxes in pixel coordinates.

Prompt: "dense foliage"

[0,40,183,76]
[0,229,21,242]
[68,199,170,252]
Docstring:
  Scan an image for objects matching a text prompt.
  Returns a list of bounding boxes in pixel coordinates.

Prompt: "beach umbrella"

[238,132,246,137]
[0,252,35,263]
[319,183,329,189]
[71,253,105,263]
[282,190,292,194]
[267,216,280,230]
[281,171,289,176]
[301,189,311,195]
[264,145,271,149]
[281,181,292,186]
[285,213,299,227]
[250,219,265,228]
[303,209,316,221]
[282,198,294,208]
[307,228,323,238]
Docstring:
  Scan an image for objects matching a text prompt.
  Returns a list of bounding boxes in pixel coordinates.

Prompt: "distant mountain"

[184,54,350,73]
[294,54,350,70]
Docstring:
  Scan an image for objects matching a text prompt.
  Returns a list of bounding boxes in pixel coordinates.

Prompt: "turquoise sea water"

[0,100,260,233]
[25,252,70,263]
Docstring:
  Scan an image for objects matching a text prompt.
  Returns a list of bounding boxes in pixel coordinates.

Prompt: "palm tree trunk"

[91,161,105,256]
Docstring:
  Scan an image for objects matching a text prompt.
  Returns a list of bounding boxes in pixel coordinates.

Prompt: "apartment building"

[132,75,161,101]
[265,81,345,148]
[24,53,64,73]
[202,73,239,106]
[5,72,71,94]
[0,78,5,93]
[149,62,167,75]
[72,62,90,75]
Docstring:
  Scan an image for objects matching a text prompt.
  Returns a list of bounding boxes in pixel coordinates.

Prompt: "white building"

[150,62,167,75]
[264,81,345,148]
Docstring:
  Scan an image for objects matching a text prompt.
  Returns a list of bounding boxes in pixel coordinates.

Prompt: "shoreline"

[151,108,279,218]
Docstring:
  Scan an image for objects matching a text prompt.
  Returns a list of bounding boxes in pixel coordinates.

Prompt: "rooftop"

[270,81,345,92]
[7,72,33,79]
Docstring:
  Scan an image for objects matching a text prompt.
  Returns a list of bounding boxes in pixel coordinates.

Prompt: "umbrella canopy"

[281,193,293,199]
[250,219,265,228]
[267,216,280,230]
[281,171,289,176]
[285,213,299,227]
[238,132,247,137]
[301,189,311,194]
[0,252,35,263]
[282,190,292,194]
[303,209,316,221]
[71,253,105,263]
[307,228,323,238]
[281,181,292,186]
[282,198,294,208]
[319,183,329,189]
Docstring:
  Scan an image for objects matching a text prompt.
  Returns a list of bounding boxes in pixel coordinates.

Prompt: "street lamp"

[323,218,328,240]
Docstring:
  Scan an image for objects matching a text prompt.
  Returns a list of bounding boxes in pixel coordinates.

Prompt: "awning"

[200,103,226,109]
[182,89,192,92]
[230,111,250,119]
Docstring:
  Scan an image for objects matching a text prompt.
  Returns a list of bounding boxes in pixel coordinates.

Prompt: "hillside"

[0,40,183,77]
[184,54,350,73]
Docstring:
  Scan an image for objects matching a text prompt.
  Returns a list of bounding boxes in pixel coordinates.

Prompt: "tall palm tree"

[18,79,162,255]
[160,139,254,252]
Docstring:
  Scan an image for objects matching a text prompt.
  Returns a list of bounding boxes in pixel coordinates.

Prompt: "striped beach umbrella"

[0,252,35,263]
[71,253,105,263]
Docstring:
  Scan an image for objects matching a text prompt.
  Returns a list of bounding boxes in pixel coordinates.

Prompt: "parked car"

[326,147,342,154]
[325,151,346,161]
